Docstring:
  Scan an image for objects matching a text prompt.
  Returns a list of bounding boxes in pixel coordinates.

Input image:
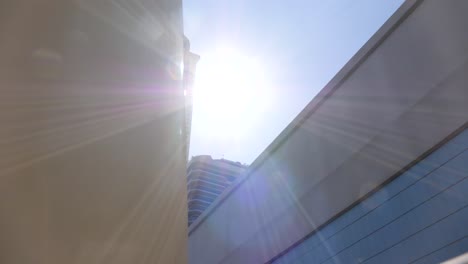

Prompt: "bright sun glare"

[192,48,271,143]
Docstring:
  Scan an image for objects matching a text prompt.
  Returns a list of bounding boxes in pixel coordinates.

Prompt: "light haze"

[184,0,405,164]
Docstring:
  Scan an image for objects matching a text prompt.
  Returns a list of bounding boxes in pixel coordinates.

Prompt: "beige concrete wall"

[0,0,187,263]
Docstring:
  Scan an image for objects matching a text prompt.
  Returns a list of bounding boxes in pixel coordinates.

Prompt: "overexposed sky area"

[184,0,405,164]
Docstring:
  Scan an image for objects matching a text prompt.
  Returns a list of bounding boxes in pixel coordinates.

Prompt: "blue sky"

[185,0,404,164]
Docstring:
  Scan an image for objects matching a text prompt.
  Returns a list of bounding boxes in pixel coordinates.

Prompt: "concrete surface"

[0,0,188,263]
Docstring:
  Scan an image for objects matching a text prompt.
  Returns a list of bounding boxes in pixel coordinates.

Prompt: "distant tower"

[187,155,247,226]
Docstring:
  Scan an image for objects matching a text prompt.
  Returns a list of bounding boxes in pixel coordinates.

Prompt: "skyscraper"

[0,1,189,263]
[183,37,200,160]
[189,2,468,263]
[187,155,247,226]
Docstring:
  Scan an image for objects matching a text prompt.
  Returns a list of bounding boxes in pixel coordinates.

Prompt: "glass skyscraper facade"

[187,155,247,226]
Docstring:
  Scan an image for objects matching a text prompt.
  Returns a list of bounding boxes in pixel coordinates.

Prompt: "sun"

[194,48,267,117]
[191,47,270,140]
